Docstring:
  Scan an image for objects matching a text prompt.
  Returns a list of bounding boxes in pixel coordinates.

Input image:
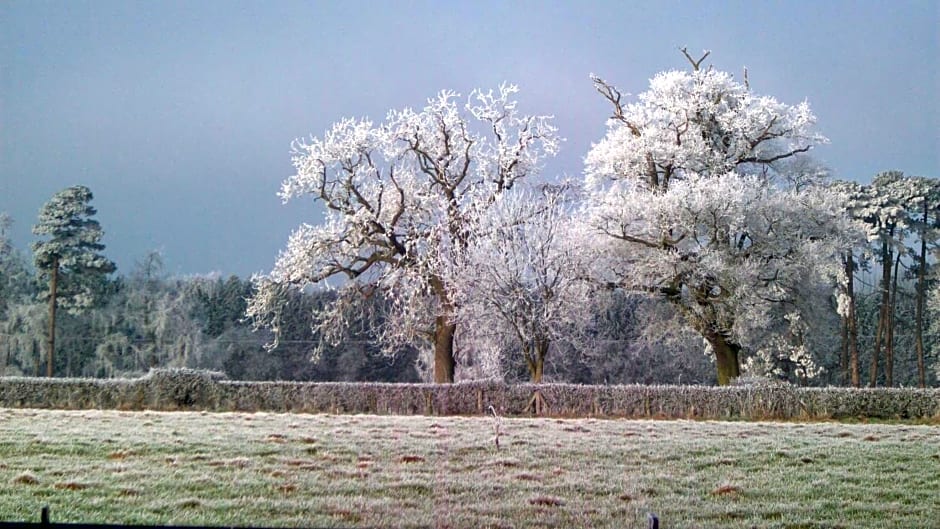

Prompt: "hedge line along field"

[4,371,938,420]
[0,409,938,529]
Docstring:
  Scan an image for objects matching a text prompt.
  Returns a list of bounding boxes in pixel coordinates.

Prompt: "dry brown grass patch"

[712,485,742,496]
[326,469,361,479]
[325,507,362,522]
[207,457,251,468]
[528,496,565,507]
[54,482,92,491]
[11,472,39,485]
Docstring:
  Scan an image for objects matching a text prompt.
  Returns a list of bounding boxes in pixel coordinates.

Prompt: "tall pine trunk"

[843,252,860,387]
[46,257,59,378]
[870,239,892,387]
[840,313,848,383]
[885,252,901,387]
[914,201,928,388]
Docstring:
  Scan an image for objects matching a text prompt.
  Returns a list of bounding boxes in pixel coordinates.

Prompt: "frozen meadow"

[1,408,937,528]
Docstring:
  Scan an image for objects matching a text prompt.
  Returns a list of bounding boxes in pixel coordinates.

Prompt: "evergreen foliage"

[30,186,115,377]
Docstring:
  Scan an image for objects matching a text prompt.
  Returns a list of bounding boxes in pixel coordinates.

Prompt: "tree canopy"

[582,52,863,384]
[248,84,559,382]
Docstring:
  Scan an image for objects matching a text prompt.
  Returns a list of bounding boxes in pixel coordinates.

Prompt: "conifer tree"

[32,186,115,377]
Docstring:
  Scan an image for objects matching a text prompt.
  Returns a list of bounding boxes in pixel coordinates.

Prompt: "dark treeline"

[0,247,422,382]
[1,240,936,387]
[0,242,717,383]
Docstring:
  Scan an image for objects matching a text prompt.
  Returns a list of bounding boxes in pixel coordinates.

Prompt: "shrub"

[1,370,937,421]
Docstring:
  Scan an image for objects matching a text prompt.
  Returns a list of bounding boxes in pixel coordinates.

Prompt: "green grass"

[0,408,937,528]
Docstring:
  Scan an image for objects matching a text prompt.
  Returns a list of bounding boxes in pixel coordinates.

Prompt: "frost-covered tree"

[860,172,914,387]
[0,214,38,376]
[448,184,594,384]
[927,281,940,383]
[248,84,559,383]
[829,179,875,387]
[32,186,115,377]
[907,176,940,387]
[585,50,825,190]
[87,254,206,376]
[0,301,45,376]
[838,172,929,387]
[0,213,32,314]
[584,51,861,385]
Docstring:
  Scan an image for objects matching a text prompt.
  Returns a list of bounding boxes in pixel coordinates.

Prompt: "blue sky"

[1,0,937,277]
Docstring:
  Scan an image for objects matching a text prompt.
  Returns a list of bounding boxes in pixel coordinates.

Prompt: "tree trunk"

[870,301,885,388]
[885,251,901,387]
[529,338,549,383]
[525,351,539,383]
[870,239,892,387]
[914,201,928,388]
[432,315,456,383]
[843,252,860,387]
[46,258,59,378]
[33,339,40,377]
[707,331,740,386]
[0,335,7,377]
[524,339,550,415]
[839,312,848,384]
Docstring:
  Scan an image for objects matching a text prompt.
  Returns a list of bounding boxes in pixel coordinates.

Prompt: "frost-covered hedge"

[1,369,938,420]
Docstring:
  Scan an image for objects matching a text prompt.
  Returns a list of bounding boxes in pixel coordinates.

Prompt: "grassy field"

[0,409,937,528]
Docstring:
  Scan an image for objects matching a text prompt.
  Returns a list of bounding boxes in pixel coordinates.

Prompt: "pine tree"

[32,186,115,377]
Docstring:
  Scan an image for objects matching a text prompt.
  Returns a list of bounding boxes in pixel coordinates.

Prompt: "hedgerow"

[0,369,937,420]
